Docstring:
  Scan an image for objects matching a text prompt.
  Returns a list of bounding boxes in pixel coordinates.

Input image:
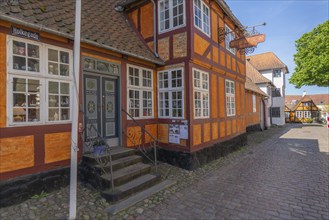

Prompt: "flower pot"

[93,145,106,156]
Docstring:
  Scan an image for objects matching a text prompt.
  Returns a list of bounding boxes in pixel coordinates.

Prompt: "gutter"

[150,0,159,57]
[0,14,164,65]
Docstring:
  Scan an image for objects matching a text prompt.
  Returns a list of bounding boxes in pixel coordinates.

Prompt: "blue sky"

[226,0,329,95]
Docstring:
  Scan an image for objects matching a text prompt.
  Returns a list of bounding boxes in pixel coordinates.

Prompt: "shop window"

[8,36,72,125]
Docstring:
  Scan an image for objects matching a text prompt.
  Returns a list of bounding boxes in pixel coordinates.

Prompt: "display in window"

[49,109,59,121]
[61,109,70,120]
[60,64,69,76]
[13,107,26,122]
[60,96,69,107]
[48,62,58,75]
[28,58,39,72]
[28,109,40,122]
[48,49,58,62]
[28,44,39,58]
[60,51,69,64]
[13,56,26,70]
[13,41,26,56]
[49,95,59,107]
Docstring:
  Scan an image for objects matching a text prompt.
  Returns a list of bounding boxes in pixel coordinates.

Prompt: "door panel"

[102,78,118,138]
[84,74,119,145]
[84,75,101,139]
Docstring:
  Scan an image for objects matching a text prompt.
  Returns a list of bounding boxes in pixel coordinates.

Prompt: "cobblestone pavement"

[1,124,328,219]
[135,124,329,220]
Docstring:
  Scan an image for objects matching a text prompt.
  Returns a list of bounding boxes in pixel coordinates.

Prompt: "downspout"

[151,0,159,57]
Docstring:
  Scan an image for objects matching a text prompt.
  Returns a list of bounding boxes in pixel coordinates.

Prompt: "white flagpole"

[69,0,81,219]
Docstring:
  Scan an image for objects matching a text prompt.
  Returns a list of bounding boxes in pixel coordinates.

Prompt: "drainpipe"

[151,0,159,57]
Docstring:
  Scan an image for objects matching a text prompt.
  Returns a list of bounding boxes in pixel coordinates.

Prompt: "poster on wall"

[179,125,188,139]
[169,124,180,144]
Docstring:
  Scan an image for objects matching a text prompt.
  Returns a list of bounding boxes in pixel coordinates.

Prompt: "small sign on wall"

[169,124,180,144]
[11,26,40,41]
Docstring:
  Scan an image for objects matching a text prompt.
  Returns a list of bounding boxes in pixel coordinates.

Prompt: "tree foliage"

[289,20,329,88]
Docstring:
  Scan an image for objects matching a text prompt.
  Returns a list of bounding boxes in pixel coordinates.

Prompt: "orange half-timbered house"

[0,0,249,205]
[285,95,320,123]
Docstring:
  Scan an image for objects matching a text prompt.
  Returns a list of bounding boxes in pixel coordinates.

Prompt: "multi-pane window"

[225,79,236,116]
[304,111,311,118]
[225,25,236,54]
[273,69,281,77]
[12,77,40,123]
[271,107,281,118]
[13,40,40,72]
[48,81,70,121]
[252,94,256,113]
[193,0,210,36]
[193,69,209,118]
[158,69,184,118]
[285,112,290,119]
[127,65,153,118]
[296,111,302,118]
[159,0,185,33]
[48,48,70,76]
[8,37,72,125]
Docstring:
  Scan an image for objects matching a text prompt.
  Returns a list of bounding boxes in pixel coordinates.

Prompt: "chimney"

[302,91,306,97]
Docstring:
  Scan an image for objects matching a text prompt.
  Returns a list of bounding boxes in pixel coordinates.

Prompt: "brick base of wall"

[158,133,248,170]
[0,167,70,207]
[246,124,262,133]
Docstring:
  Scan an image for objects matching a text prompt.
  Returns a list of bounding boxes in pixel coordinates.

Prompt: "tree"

[289,20,329,88]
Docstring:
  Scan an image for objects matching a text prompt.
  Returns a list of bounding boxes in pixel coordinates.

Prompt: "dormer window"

[158,0,185,33]
[273,69,281,77]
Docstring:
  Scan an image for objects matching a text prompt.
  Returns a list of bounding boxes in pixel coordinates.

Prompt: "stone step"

[102,173,161,202]
[106,180,175,216]
[101,163,151,187]
[95,155,142,172]
[82,147,136,165]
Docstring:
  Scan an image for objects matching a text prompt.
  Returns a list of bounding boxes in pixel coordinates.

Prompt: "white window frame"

[304,111,311,118]
[193,68,209,119]
[7,36,73,126]
[252,94,256,113]
[193,0,210,36]
[127,64,154,119]
[157,68,184,119]
[225,79,236,117]
[225,25,236,55]
[158,0,186,34]
[296,111,302,118]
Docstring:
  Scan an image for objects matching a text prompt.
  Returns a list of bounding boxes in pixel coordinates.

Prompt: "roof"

[286,94,329,105]
[215,0,245,33]
[247,52,289,73]
[286,95,320,111]
[246,61,274,86]
[0,0,164,65]
[245,76,268,97]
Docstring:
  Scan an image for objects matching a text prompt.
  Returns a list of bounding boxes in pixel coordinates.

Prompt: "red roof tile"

[286,94,329,105]
[0,0,164,65]
[245,76,268,97]
[247,52,289,73]
[246,61,273,85]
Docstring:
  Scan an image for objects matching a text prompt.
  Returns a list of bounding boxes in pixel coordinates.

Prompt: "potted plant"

[93,139,107,156]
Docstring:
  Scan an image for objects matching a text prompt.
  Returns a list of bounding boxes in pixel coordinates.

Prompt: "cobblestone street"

[136,124,329,220]
[1,124,328,219]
